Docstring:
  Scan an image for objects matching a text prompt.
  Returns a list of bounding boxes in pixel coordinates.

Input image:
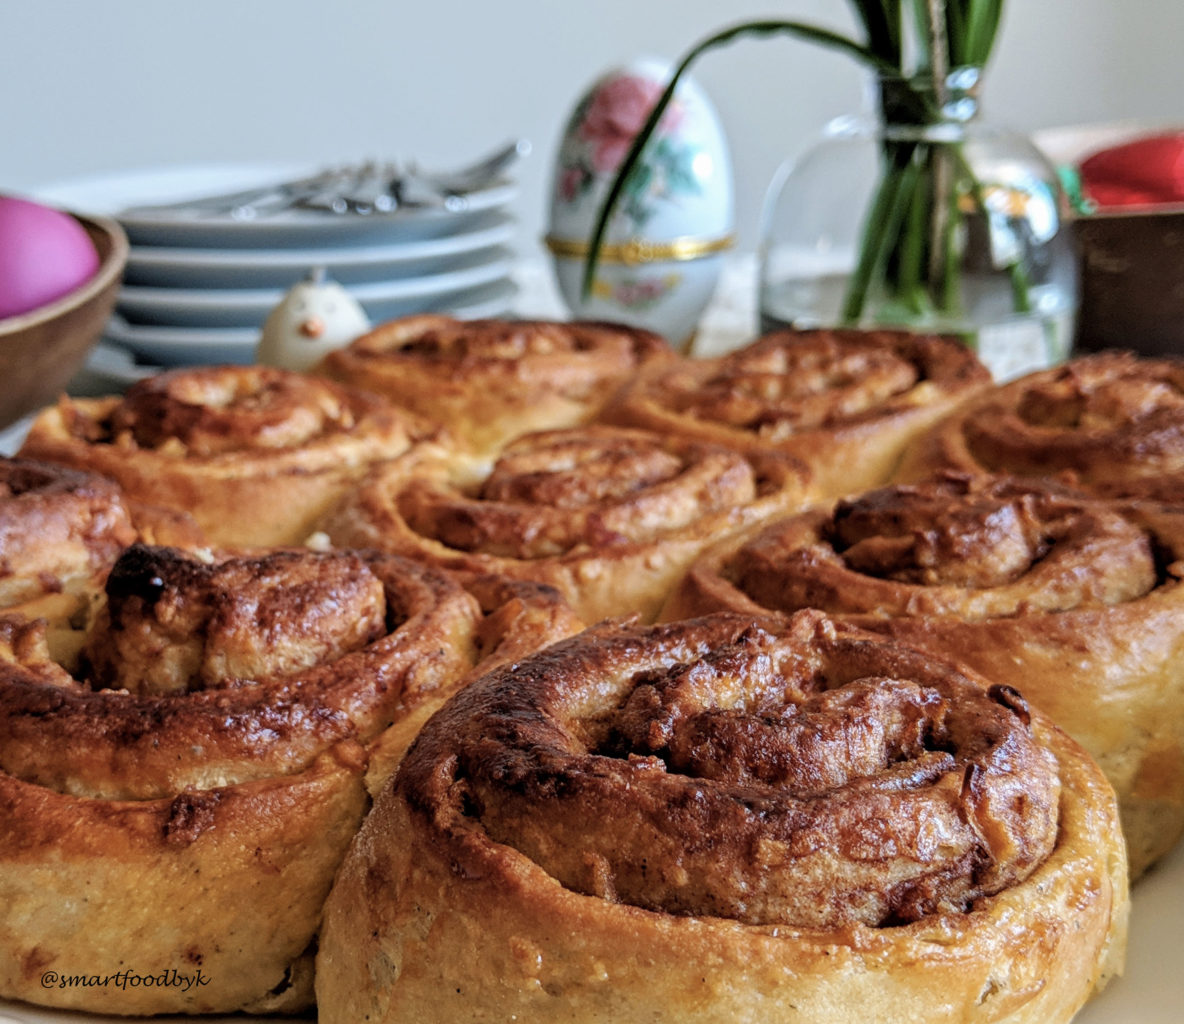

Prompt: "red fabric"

[1079,132,1184,207]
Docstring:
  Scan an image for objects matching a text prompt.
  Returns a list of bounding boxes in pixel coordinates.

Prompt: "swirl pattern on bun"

[599,327,990,498]
[0,543,581,1015]
[0,456,202,664]
[315,315,677,454]
[663,472,1184,876]
[18,365,433,547]
[318,424,815,622]
[896,350,1184,502]
[316,610,1127,1024]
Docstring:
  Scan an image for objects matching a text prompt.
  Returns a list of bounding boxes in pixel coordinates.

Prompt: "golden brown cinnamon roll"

[316,610,1127,1024]
[0,543,581,1015]
[314,314,677,454]
[0,456,202,665]
[18,365,433,547]
[318,423,815,623]
[896,350,1184,502]
[599,327,990,498]
[663,472,1184,877]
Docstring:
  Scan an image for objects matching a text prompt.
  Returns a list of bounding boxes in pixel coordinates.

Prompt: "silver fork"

[406,138,532,195]
[117,140,530,219]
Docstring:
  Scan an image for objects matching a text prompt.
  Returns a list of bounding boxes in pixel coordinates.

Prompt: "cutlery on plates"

[117,140,530,220]
[405,138,532,195]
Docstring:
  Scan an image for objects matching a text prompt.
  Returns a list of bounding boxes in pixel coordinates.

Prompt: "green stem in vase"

[922,0,963,318]
[950,140,1035,314]
[580,17,897,301]
[582,2,1031,337]
[937,156,963,311]
[841,140,924,321]
[897,155,931,314]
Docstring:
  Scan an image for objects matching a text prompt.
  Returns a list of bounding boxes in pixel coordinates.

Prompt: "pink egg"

[0,196,101,320]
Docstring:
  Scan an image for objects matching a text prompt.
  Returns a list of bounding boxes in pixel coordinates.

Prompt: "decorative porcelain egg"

[0,196,100,320]
[255,270,371,371]
[546,56,734,350]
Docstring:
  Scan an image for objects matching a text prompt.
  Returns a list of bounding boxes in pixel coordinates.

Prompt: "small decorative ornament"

[545,57,734,351]
[0,196,100,319]
[255,269,371,372]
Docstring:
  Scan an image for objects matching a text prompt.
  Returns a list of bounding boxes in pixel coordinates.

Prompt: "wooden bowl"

[0,211,129,427]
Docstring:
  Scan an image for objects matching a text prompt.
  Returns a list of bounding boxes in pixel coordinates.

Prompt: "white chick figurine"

[255,269,371,371]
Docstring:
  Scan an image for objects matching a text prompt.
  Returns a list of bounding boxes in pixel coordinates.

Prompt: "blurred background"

[4,0,1182,255]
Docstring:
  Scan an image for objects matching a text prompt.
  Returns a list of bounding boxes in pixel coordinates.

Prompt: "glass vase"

[758,68,1078,380]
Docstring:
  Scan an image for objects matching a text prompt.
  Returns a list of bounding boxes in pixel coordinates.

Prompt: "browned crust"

[316,611,1127,1024]
[599,328,991,499]
[895,350,1184,503]
[18,365,434,546]
[315,315,678,454]
[661,472,1184,877]
[0,544,583,1014]
[319,424,815,623]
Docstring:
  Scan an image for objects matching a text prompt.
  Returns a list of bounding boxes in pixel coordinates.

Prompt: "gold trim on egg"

[544,233,735,265]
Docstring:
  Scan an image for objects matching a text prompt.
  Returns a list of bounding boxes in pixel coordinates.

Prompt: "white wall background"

[3,0,1182,257]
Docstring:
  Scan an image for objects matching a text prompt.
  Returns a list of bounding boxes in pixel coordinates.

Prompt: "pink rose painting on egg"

[556,73,702,230]
[582,75,681,175]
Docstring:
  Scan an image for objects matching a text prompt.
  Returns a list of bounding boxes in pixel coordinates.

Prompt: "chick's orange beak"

[299,316,326,339]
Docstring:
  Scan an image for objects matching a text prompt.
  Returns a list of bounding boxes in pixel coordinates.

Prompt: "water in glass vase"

[760,270,1074,382]
[757,66,1079,383]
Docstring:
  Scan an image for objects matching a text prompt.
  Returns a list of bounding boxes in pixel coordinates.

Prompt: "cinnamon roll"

[895,350,1184,503]
[316,610,1127,1024]
[0,456,202,665]
[18,365,433,547]
[318,424,815,623]
[314,314,677,454]
[599,327,990,498]
[664,472,1184,877]
[0,543,581,1015]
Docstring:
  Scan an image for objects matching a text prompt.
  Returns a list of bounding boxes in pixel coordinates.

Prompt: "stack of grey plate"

[33,150,524,377]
